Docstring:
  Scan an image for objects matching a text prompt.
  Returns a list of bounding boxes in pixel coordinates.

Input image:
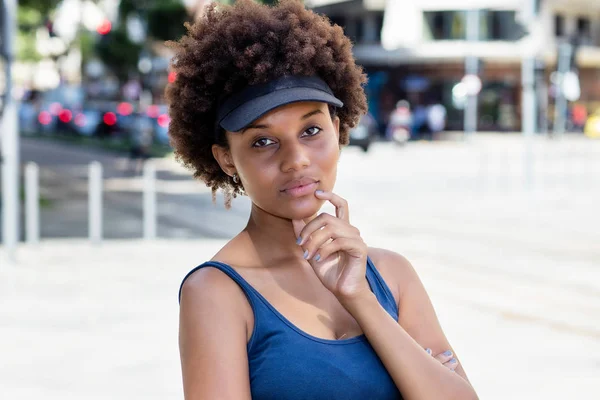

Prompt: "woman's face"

[214,101,341,220]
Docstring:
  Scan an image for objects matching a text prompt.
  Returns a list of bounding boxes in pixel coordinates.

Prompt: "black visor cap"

[217,75,343,132]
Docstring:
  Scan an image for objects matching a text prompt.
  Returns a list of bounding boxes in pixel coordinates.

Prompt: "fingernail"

[443,350,453,357]
[315,190,324,195]
[425,348,432,355]
[314,254,321,262]
[303,250,309,259]
[296,236,302,245]
[450,358,457,364]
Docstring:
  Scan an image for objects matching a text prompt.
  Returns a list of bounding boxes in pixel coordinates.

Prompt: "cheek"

[316,137,340,175]
[238,159,275,191]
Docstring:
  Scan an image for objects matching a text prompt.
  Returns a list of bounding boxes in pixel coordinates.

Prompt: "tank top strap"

[178,259,399,334]
[178,261,272,352]
[365,256,399,320]
[178,261,262,304]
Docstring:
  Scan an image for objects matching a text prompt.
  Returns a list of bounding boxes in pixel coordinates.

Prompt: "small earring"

[232,173,239,184]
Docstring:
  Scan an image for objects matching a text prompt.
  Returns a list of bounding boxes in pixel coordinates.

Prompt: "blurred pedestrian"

[386,100,412,142]
[411,102,430,140]
[427,102,447,139]
[571,103,587,131]
[128,112,153,174]
[171,1,478,399]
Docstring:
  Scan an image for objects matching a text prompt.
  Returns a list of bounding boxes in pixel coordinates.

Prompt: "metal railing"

[21,160,160,248]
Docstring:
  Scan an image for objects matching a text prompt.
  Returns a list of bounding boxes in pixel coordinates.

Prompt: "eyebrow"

[240,108,324,133]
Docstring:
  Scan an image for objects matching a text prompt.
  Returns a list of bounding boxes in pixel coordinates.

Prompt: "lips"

[280,177,319,197]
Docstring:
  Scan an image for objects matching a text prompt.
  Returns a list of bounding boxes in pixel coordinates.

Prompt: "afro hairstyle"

[165,0,368,201]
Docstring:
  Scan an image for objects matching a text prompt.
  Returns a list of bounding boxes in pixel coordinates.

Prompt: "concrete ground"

[1,134,599,399]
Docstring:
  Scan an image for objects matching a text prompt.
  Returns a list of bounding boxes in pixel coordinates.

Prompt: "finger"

[303,224,356,260]
[443,358,459,371]
[314,237,366,262]
[314,190,350,222]
[297,213,336,245]
[434,350,454,364]
[292,219,307,243]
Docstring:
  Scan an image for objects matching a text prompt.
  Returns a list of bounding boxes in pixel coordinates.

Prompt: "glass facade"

[423,11,467,40]
[423,10,525,41]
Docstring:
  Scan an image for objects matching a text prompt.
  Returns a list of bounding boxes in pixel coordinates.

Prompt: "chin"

[276,198,324,221]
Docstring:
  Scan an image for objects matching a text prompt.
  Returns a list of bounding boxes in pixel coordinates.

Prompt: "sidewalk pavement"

[1,236,598,400]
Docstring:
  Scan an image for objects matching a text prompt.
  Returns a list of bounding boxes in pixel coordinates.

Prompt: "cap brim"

[219,87,343,132]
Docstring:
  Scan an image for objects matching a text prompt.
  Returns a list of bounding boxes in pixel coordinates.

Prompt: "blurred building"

[307,0,600,132]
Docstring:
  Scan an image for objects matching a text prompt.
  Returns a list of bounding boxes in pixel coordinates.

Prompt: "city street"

[1,134,599,399]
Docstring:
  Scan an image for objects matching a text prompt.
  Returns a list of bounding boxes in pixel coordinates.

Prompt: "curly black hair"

[165,0,367,200]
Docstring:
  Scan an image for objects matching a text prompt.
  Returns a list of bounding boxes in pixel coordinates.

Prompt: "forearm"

[342,293,478,400]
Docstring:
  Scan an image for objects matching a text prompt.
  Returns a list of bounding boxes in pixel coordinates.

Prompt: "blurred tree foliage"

[16,7,43,61]
[79,30,97,64]
[16,1,63,62]
[118,0,189,41]
[147,1,189,42]
[95,27,143,82]
[18,0,61,17]
[14,0,280,79]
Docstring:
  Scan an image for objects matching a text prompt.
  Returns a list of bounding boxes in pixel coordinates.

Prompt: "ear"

[211,144,236,177]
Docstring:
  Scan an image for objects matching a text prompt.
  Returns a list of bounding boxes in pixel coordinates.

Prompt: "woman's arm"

[179,267,252,400]
[341,250,478,400]
[295,191,477,399]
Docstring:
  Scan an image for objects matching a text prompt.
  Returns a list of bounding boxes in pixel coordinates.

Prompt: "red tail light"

[103,112,117,126]
[157,114,170,127]
[117,102,133,116]
[58,109,72,123]
[38,111,52,125]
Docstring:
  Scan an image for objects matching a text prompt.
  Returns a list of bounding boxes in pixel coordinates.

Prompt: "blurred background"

[1,1,599,399]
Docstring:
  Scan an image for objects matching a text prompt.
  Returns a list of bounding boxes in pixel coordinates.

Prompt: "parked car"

[145,104,170,144]
[348,113,378,152]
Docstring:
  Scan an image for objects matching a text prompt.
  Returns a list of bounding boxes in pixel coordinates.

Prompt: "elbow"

[444,382,478,400]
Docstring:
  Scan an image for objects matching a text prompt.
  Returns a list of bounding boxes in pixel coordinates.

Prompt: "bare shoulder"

[180,264,247,308]
[368,247,420,302]
[179,265,252,399]
[179,258,254,337]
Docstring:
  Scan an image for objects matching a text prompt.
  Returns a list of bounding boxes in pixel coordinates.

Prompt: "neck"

[243,203,316,265]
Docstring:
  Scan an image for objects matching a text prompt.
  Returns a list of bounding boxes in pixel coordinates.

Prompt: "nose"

[280,141,310,172]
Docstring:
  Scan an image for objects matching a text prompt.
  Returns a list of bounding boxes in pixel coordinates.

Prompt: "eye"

[301,126,322,137]
[252,137,276,148]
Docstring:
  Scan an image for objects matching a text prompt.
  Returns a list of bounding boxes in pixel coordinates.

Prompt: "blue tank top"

[179,257,403,400]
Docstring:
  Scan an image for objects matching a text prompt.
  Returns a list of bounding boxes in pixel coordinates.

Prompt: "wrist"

[338,289,378,316]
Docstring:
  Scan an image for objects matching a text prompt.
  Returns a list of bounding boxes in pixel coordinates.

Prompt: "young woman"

[168,1,478,399]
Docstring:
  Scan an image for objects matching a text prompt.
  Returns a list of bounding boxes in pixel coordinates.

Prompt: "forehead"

[251,101,330,125]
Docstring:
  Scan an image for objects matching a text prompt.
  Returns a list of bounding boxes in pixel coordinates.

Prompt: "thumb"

[292,219,306,241]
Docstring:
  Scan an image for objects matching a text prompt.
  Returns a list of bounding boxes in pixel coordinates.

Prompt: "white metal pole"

[521,0,539,190]
[553,42,572,137]
[522,56,536,190]
[88,161,103,244]
[464,9,480,138]
[1,0,20,262]
[522,57,536,136]
[143,160,157,240]
[521,0,538,137]
[25,162,40,244]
